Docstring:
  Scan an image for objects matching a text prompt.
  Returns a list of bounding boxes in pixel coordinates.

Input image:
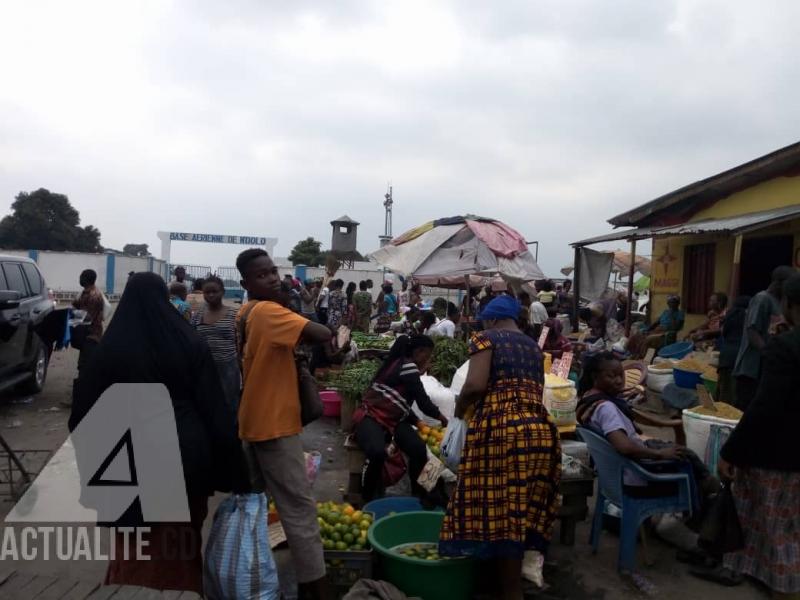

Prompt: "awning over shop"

[572,205,800,247]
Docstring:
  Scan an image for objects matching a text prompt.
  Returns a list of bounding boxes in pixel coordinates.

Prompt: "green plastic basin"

[367,511,476,600]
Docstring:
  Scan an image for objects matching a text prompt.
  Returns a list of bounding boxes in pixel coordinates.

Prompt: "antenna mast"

[379,184,393,247]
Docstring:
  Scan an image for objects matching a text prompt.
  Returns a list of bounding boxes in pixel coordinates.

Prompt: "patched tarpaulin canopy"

[370,215,544,286]
[560,249,651,277]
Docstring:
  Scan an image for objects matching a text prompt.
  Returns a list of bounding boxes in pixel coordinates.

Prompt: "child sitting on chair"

[577,352,717,502]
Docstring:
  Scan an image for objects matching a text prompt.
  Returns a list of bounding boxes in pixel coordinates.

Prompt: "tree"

[288,237,323,266]
[123,243,150,257]
[0,188,102,252]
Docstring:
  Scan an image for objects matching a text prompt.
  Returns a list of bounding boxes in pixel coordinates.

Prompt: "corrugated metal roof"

[653,204,800,236]
[571,226,659,247]
[573,205,800,246]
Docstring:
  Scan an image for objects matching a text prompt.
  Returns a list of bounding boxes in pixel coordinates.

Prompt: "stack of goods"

[646,362,674,394]
[317,501,373,551]
[686,402,742,420]
[416,423,444,458]
[543,373,578,427]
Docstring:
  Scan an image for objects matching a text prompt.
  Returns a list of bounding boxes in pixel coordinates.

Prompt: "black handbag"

[698,483,744,555]
[295,352,323,426]
[238,301,323,427]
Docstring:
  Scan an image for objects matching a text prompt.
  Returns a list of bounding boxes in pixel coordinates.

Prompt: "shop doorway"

[739,234,793,297]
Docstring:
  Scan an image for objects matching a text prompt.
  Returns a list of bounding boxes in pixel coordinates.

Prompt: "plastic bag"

[304,451,322,486]
[449,361,470,396]
[204,493,280,600]
[698,484,744,555]
[102,293,113,321]
[415,376,456,426]
[522,550,544,587]
[440,418,467,472]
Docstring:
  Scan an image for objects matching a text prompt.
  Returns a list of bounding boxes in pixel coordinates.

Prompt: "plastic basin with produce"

[368,512,476,600]
[363,496,432,521]
[658,341,694,360]
[673,367,702,389]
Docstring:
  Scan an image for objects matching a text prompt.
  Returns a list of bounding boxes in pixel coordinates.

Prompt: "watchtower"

[331,215,360,268]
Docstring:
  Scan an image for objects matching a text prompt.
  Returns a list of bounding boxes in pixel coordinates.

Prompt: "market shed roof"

[573,205,800,247]
[609,140,800,227]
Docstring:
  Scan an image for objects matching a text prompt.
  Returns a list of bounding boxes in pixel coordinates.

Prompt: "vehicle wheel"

[19,340,48,395]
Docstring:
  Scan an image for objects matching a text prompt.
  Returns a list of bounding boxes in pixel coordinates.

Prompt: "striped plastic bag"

[204,493,280,600]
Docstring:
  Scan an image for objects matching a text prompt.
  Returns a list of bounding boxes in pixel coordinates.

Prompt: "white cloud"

[1,0,799,274]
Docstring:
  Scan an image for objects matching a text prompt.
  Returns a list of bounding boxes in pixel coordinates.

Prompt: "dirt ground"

[0,345,766,599]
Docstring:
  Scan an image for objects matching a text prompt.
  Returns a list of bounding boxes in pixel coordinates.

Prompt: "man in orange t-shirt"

[236,249,332,599]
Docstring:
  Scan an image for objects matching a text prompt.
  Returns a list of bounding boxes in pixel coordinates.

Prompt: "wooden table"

[0,568,200,600]
[557,476,595,546]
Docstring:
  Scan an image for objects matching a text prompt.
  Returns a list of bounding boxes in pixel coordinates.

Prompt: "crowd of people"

[64,255,800,599]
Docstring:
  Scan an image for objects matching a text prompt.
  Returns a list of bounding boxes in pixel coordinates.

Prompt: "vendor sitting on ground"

[542,318,572,359]
[646,295,685,349]
[353,335,449,506]
[579,306,607,342]
[685,292,727,345]
[577,352,718,507]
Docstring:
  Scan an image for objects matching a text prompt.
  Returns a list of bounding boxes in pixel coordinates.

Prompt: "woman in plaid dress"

[440,296,561,599]
[717,273,800,597]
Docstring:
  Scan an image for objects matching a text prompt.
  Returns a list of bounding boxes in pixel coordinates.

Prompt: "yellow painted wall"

[648,174,800,330]
[650,221,800,331]
[691,175,800,221]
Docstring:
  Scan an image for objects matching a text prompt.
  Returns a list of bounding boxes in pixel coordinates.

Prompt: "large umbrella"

[370,215,544,286]
[560,249,651,277]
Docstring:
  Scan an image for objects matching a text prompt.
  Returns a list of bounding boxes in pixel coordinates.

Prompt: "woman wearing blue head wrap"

[440,296,561,596]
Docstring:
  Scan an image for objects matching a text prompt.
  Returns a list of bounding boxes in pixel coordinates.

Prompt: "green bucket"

[368,511,476,600]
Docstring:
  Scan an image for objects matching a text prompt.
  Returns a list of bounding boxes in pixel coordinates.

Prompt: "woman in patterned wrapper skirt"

[440,295,561,600]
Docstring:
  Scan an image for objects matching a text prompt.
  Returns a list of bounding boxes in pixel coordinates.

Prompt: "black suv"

[0,255,54,395]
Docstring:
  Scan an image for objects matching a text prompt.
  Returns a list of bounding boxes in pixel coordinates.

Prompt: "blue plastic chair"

[577,427,695,572]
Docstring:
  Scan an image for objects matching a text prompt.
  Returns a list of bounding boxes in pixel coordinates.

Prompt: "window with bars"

[683,243,716,314]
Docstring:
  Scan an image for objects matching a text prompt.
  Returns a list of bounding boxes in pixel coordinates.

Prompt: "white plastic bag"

[204,493,280,600]
[102,293,113,321]
[522,550,545,587]
[415,376,456,426]
[440,417,468,472]
[449,361,471,396]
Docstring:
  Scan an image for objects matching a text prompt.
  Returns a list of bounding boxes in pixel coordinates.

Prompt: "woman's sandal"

[689,566,743,587]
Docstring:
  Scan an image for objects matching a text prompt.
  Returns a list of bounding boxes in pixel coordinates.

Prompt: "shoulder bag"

[238,301,323,426]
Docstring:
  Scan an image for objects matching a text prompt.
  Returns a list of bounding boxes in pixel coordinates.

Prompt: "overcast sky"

[1,1,799,275]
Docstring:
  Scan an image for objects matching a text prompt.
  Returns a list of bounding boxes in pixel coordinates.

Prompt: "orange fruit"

[343,505,355,516]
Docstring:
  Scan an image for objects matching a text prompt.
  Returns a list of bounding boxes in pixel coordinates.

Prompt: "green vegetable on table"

[323,359,380,403]
[429,337,469,387]
[351,332,394,351]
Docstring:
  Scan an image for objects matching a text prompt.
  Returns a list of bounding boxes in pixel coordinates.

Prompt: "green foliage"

[0,188,102,252]
[289,237,323,266]
[325,360,380,404]
[429,337,469,387]
[123,243,150,257]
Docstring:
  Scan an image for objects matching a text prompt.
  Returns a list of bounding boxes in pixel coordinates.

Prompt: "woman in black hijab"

[69,272,246,594]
